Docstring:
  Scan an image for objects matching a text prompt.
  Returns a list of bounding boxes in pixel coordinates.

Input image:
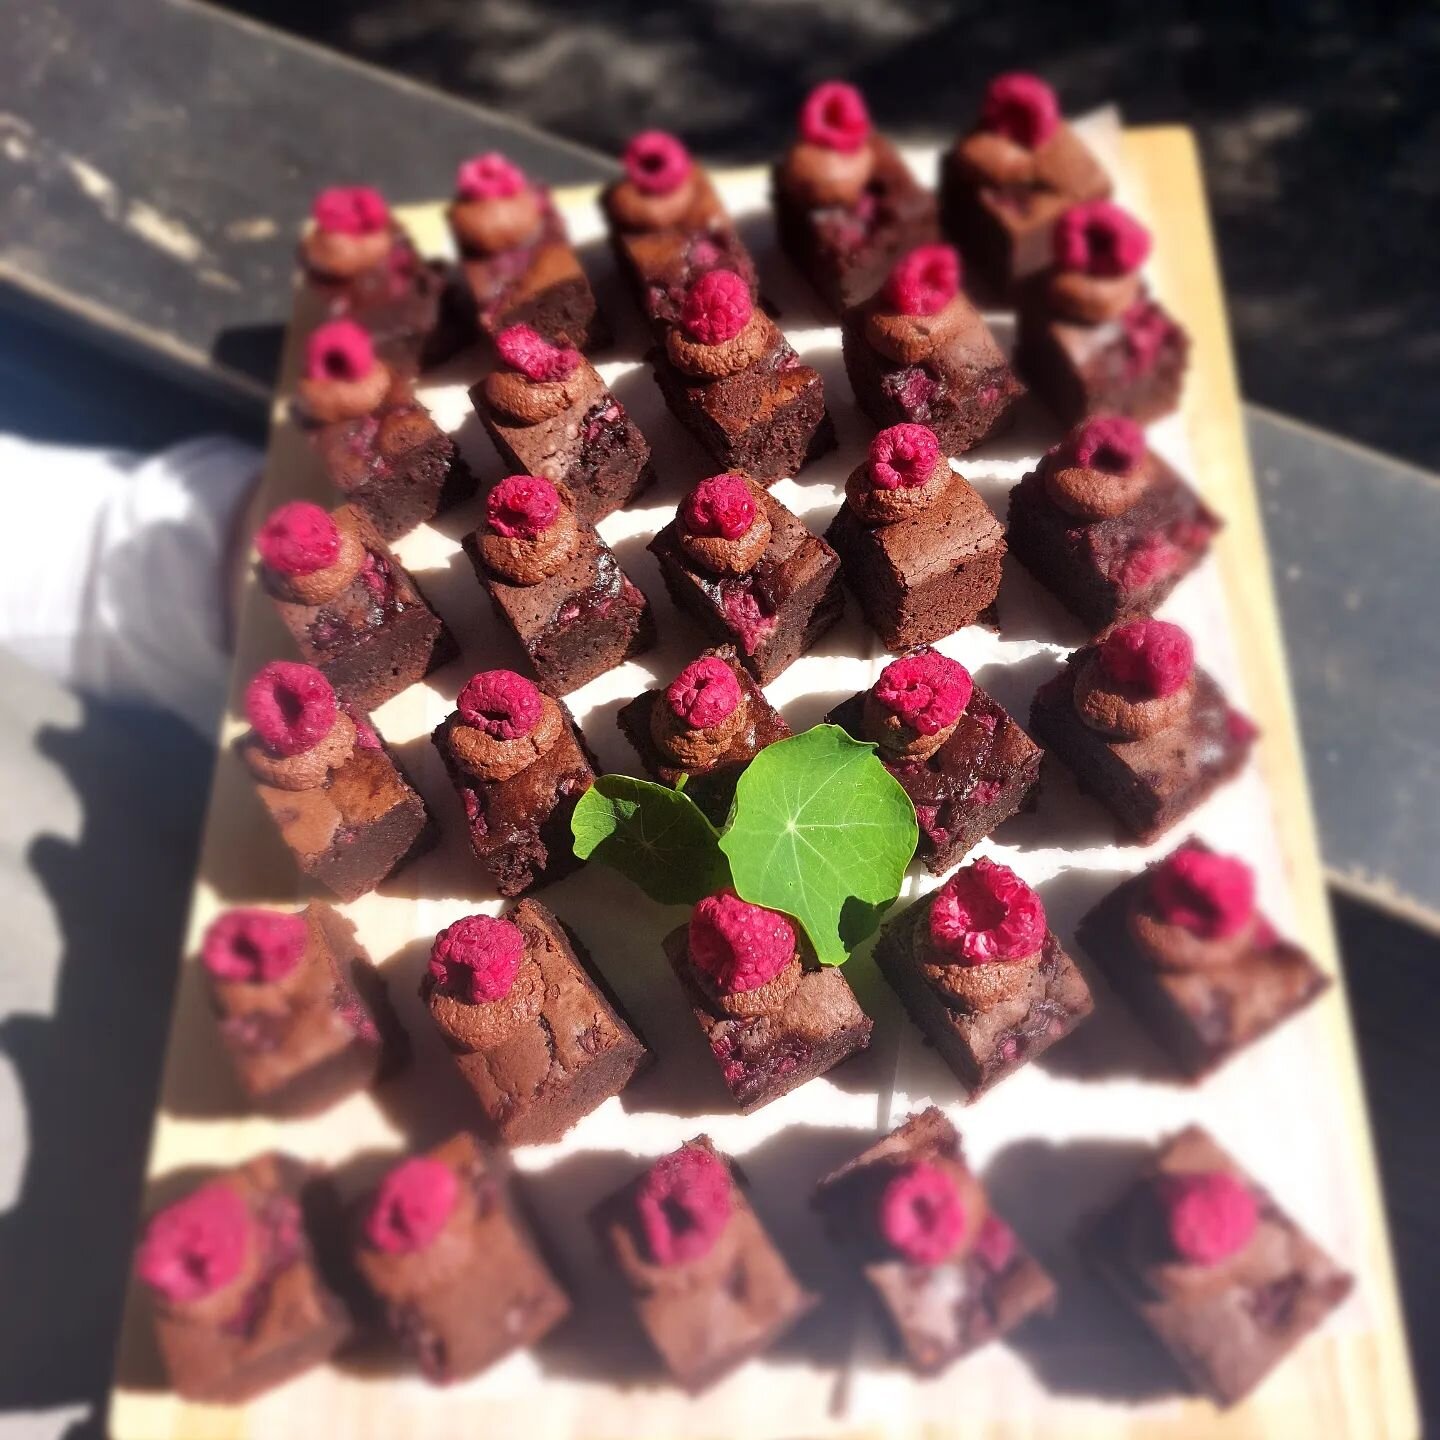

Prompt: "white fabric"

[0,433,259,735]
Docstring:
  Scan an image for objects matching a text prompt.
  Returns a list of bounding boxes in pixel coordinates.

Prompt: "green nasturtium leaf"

[571,774,730,907]
[719,725,918,965]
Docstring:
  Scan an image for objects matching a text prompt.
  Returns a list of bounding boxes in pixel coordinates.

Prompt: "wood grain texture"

[107,128,1419,1440]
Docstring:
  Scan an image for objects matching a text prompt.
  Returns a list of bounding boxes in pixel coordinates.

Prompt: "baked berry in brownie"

[649,270,835,483]
[471,324,654,523]
[135,1154,350,1402]
[464,474,655,695]
[601,131,760,337]
[825,423,1004,648]
[257,500,456,712]
[874,860,1093,1097]
[616,647,790,826]
[813,1108,1056,1374]
[300,320,476,542]
[663,890,872,1113]
[199,903,408,1115]
[1029,620,1257,843]
[448,151,608,351]
[238,662,435,901]
[1077,840,1329,1079]
[421,902,651,1144]
[1015,201,1189,425]
[938,73,1112,300]
[773,82,939,313]
[591,1138,816,1391]
[299,184,474,372]
[352,1134,570,1382]
[649,473,844,685]
[432,669,598,896]
[1007,415,1220,631]
[827,649,1041,875]
[1085,1125,1352,1407]
[842,245,1024,455]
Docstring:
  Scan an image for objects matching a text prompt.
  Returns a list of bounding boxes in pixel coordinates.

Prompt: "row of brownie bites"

[132,73,1347,1412]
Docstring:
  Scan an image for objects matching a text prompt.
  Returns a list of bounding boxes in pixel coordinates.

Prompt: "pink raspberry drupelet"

[245,661,339,757]
[930,858,1046,964]
[312,185,389,236]
[689,890,796,995]
[1072,415,1145,474]
[365,1157,460,1254]
[1155,1170,1258,1266]
[487,474,563,539]
[667,656,742,729]
[201,909,307,984]
[978,72,1061,149]
[256,501,341,577]
[623,130,693,195]
[456,151,528,201]
[681,269,753,345]
[1054,201,1152,278]
[682,474,758,540]
[1151,847,1256,939]
[495,323,581,382]
[874,651,972,734]
[137,1182,251,1303]
[869,423,942,491]
[879,1160,966,1265]
[636,1146,733,1266]
[429,914,527,1004]
[799,81,871,152]
[305,319,376,383]
[884,244,961,317]
[457,669,545,740]
[1099,619,1194,698]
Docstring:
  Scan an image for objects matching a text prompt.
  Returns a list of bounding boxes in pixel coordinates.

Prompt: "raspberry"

[884,244,961,317]
[623,130,693,195]
[1151,846,1256,939]
[1054,201,1152,278]
[869,423,941,491]
[487,475,562,539]
[311,185,389,235]
[201,909,307,984]
[799,81,871,152]
[667,656,742,729]
[429,913,526,1004]
[1116,535,1182,593]
[878,1161,966,1265]
[455,151,527,200]
[1154,1171,1258,1266]
[137,1183,250,1303]
[929,858,1046,964]
[457,669,545,740]
[304,319,375,383]
[256,501,341,576]
[495,323,580,382]
[681,269,753,344]
[978,72,1061,149]
[874,651,972,734]
[689,890,796,995]
[245,662,338,757]
[1072,415,1144,475]
[1098,620,1194,698]
[365,1157,460,1254]
[682,474,758,539]
[635,1145,733,1266]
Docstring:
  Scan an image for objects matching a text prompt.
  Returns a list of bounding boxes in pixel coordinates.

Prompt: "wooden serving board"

[108,128,1419,1439]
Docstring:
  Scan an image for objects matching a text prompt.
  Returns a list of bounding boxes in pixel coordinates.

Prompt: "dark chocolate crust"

[590,1137,817,1391]
[813,1108,1057,1373]
[873,892,1093,1098]
[1085,1126,1353,1407]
